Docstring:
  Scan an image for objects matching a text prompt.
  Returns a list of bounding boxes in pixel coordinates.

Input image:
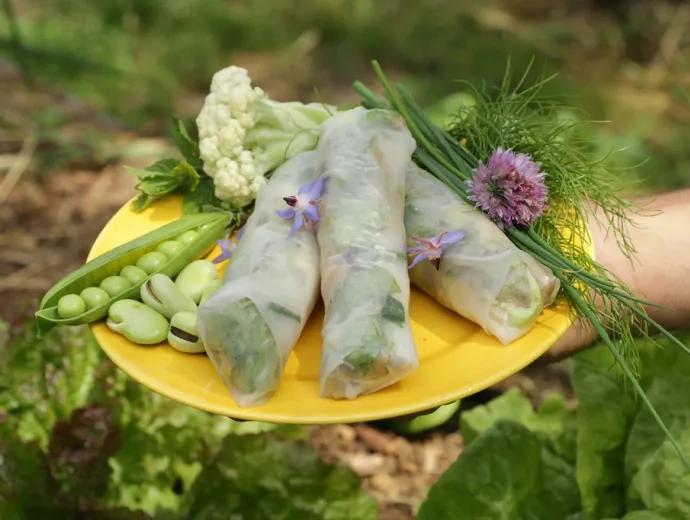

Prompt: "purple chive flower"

[275,177,325,237]
[466,147,548,229]
[211,238,235,264]
[407,230,467,270]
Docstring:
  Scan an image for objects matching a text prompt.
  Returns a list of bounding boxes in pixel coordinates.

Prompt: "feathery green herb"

[353,59,690,468]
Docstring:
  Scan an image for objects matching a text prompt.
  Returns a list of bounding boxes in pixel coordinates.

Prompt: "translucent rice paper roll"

[197,151,321,407]
[404,163,560,345]
[315,107,420,400]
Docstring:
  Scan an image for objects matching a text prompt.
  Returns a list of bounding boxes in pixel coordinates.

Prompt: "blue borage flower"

[211,238,235,264]
[275,177,326,237]
[407,230,467,270]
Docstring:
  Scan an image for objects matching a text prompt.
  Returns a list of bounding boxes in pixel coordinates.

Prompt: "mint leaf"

[126,161,200,212]
[171,117,203,171]
[182,176,221,215]
[184,434,378,520]
[416,420,580,520]
[381,295,405,324]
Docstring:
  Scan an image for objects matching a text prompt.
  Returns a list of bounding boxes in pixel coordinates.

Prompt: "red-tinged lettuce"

[0,320,377,520]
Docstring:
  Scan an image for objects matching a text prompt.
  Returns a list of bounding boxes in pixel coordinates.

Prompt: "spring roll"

[404,163,560,345]
[197,151,321,407]
[316,107,419,400]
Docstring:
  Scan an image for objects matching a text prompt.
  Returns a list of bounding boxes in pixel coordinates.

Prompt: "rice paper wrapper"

[197,151,321,407]
[404,163,560,345]
[316,107,420,400]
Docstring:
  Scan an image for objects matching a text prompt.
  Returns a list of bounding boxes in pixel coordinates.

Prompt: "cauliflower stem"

[196,66,336,207]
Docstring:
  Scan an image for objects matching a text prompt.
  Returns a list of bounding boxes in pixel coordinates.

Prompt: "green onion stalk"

[353,60,690,468]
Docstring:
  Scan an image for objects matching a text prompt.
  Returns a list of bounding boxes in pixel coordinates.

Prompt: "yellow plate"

[88,195,593,424]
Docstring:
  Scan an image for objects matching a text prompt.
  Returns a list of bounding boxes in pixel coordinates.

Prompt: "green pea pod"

[35,211,232,337]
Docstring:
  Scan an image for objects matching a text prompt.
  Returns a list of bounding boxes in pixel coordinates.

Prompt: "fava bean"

[176,230,199,246]
[175,260,219,303]
[107,299,169,345]
[156,240,185,258]
[35,212,231,337]
[199,279,223,304]
[168,311,205,353]
[136,252,168,275]
[100,276,132,297]
[120,265,148,285]
[141,273,196,319]
[80,287,110,310]
[57,294,86,319]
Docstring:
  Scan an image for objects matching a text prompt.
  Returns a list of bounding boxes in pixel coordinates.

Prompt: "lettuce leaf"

[182,434,379,520]
[1,319,371,519]
[460,387,577,462]
[571,335,690,520]
[416,420,581,520]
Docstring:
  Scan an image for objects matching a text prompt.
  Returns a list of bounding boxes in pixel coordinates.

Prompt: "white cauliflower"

[196,66,337,207]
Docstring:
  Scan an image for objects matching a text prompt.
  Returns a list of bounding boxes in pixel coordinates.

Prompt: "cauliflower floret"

[196,65,336,207]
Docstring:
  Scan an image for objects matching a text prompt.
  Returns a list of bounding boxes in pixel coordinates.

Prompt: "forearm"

[545,188,690,360]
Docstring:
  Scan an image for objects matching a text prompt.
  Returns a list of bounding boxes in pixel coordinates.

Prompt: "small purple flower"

[211,238,235,264]
[275,176,326,237]
[407,230,467,270]
[466,147,548,229]
[236,224,246,242]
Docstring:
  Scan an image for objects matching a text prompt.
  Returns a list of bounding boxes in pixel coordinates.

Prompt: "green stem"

[371,61,461,179]
[562,282,690,469]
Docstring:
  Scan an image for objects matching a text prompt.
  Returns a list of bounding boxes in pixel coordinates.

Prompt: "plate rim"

[88,195,595,424]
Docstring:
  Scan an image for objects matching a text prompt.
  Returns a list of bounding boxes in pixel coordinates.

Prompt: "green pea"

[107,299,169,345]
[176,230,199,246]
[168,311,205,353]
[136,252,168,275]
[35,211,230,338]
[175,260,219,303]
[156,240,185,258]
[57,294,86,319]
[140,273,197,319]
[99,276,132,297]
[80,287,110,310]
[120,265,148,285]
[199,279,223,304]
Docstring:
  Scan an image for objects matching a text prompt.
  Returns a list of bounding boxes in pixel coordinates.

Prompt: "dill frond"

[353,59,690,468]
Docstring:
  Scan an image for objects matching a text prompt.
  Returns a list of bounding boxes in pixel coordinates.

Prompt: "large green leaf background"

[417,334,690,520]
[0,322,377,519]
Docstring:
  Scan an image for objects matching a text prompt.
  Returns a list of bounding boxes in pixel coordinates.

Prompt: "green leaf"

[416,420,581,520]
[381,295,405,325]
[570,347,640,519]
[182,176,221,215]
[183,434,378,520]
[171,117,204,171]
[627,429,690,520]
[125,161,200,212]
[0,428,57,516]
[460,387,577,461]
[269,302,302,322]
[0,323,105,449]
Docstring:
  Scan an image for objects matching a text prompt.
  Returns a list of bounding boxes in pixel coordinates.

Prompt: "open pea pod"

[35,211,231,337]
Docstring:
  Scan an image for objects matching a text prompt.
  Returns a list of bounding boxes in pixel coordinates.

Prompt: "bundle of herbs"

[354,60,690,467]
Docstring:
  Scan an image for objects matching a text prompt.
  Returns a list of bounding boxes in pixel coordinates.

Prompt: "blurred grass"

[1,0,690,191]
